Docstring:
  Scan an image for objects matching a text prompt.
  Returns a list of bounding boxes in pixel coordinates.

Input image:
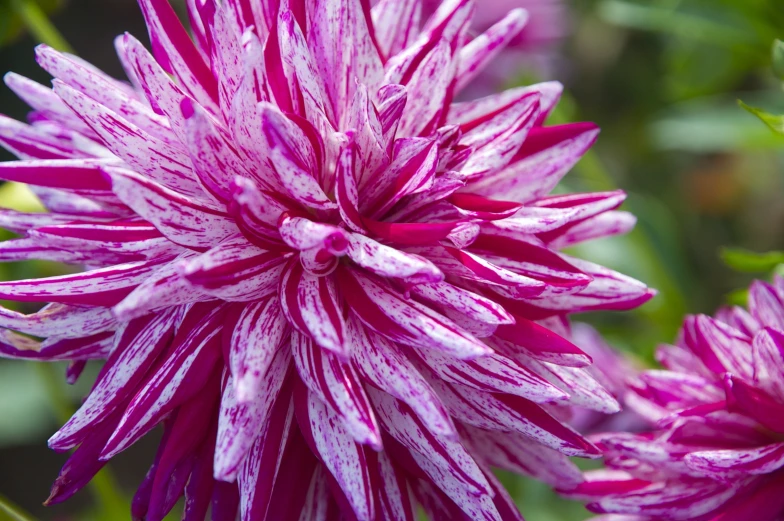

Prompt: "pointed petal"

[215,348,291,480]
[349,316,455,437]
[292,331,382,448]
[280,262,347,355]
[411,281,514,325]
[0,258,164,306]
[369,387,492,497]
[371,0,422,60]
[469,123,600,202]
[101,304,225,458]
[48,310,178,450]
[415,348,567,402]
[300,389,376,521]
[136,0,219,110]
[0,303,115,339]
[237,392,295,521]
[229,298,290,402]
[338,268,491,359]
[454,9,528,92]
[428,378,600,457]
[182,236,289,301]
[54,81,204,198]
[686,442,784,478]
[310,0,383,123]
[103,167,238,249]
[346,232,442,283]
[396,39,452,137]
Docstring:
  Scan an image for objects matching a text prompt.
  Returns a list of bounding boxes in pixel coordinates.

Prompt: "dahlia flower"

[563,277,784,521]
[0,0,650,519]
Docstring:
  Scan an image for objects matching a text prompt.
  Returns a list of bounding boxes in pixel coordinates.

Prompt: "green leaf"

[9,0,73,53]
[651,95,784,152]
[597,0,756,47]
[0,494,38,521]
[721,248,784,273]
[726,288,749,307]
[773,39,784,80]
[739,100,784,134]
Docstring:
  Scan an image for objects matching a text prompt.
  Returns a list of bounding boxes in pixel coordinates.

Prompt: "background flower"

[563,277,784,521]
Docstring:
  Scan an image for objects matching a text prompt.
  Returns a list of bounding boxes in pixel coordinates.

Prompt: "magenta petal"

[103,167,238,249]
[101,304,225,459]
[300,388,376,521]
[280,262,347,355]
[495,315,592,367]
[338,268,491,359]
[214,347,290,480]
[724,374,784,434]
[454,8,529,92]
[371,0,422,60]
[136,0,219,110]
[229,298,290,402]
[292,331,382,449]
[49,310,178,450]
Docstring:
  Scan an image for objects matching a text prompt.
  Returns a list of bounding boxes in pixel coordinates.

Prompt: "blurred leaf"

[0,494,38,521]
[4,0,72,52]
[721,248,784,273]
[726,288,749,307]
[598,0,756,47]
[0,182,46,212]
[651,95,784,151]
[739,100,784,134]
[0,3,23,46]
[773,39,784,80]
[0,362,53,447]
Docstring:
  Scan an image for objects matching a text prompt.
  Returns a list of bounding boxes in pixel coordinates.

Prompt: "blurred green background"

[0,0,783,520]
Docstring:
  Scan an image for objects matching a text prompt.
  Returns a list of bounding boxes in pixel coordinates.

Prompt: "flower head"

[564,277,784,520]
[0,0,650,519]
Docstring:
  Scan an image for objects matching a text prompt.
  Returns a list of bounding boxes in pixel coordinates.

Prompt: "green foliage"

[596,0,784,99]
[0,494,38,521]
[726,287,750,307]
[1,0,71,52]
[739,100,784,135]
[652,96,784,151]
[736,39,784,135]
[773,39,784,80]
[722,247,784,273]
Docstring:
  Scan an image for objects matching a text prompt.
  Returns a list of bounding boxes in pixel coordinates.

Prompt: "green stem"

[0,494,38,521]
[9,0,74,53]
[33,363,125,517]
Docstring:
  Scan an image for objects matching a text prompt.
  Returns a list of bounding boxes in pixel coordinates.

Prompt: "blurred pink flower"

[563,277,784,521]
[567,323,649,435]
[0,0,647,519]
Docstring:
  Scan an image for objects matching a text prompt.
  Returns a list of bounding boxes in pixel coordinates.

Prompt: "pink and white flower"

[563,277,784,521]
[0,0,650,519]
